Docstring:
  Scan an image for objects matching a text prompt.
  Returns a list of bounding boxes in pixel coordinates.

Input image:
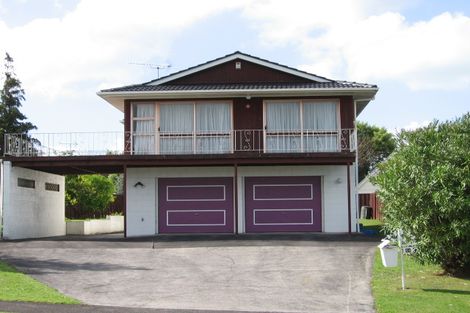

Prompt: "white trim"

[166,209,226,226]
[99,87,378,98]
[253,184,313,201]
[166,185,226,202]
[253,208,314,226]
[148,53,331,85]
[99,88,378,113]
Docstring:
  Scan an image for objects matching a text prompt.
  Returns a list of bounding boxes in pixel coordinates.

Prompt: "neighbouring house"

[0,51,378,238]
[358,174,382,220]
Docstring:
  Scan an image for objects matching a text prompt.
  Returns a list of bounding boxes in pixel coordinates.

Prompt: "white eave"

[147,52,331,85]
[97,87,378,114]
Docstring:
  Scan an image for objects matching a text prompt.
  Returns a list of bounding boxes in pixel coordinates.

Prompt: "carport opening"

[0,160,127,240]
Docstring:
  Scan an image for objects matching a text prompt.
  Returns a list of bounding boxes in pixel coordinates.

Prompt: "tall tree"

[357,122,395,180]
[0,52,37,155]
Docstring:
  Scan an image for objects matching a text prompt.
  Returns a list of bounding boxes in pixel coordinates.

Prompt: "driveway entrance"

[0,235,377,313]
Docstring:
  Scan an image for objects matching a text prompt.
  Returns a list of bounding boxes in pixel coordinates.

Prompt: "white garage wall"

[126,165,357,236]
[1,161,65,240]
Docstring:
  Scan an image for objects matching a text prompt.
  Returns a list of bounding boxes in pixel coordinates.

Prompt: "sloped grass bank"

[0,260,79,304]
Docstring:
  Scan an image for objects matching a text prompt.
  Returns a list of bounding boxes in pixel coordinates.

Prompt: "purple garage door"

[158,177,234,233]
[245,176,322,232]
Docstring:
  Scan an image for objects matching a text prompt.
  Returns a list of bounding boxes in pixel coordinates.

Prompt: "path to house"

[0,234,378,313]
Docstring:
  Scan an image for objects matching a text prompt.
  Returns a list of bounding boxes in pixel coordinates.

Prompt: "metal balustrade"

[3,129,356,157]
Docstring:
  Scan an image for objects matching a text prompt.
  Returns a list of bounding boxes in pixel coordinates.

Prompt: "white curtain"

[266,102,301,152]
[133,103,155,154]
[196,103,231,153]
[303,101,338,152]
[160,103,193,154]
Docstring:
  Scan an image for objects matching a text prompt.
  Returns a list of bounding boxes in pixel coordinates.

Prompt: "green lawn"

[359,218,384,235]
[372,250,470,313]
[0,260,79,304]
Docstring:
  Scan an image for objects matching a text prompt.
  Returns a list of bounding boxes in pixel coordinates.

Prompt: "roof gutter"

[98,88,378,112]
[98,87,378,98]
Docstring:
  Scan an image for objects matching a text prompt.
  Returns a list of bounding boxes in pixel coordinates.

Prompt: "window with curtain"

[132,103,155,154]
[196,102,231,153]
[266,101,301,152]
[160,103,194,154]
[303,101,338,152]
[159,101,232,154]
[265,100,338,153]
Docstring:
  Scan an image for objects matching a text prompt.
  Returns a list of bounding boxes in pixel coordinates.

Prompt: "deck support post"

[347,164,352,234]
[123,164,127,238]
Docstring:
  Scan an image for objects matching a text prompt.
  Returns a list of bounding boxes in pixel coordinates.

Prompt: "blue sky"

[0,0,469,134]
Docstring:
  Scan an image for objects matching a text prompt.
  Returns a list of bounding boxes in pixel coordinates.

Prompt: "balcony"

[3,129,356,157]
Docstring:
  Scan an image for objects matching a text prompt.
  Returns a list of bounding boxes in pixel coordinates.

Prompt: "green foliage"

[0,53,37,154]
[357,122,395,180]
[65,175,116,218]
[108,173,124,194]
[0,260,79,304]
[373,113,470,275]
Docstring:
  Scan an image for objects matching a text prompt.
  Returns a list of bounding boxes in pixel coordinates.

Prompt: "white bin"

[378,239,398,267]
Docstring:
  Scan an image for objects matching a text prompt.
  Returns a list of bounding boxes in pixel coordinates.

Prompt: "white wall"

[66,215,124,235]
[1,161,65,240]
[126,165,357,237]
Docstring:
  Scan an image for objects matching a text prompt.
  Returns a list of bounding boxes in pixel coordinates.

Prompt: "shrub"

[373,113,470,276]
[65,175,115,218]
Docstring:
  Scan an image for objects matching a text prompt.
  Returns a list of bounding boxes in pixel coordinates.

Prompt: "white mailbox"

[378,239,398,267]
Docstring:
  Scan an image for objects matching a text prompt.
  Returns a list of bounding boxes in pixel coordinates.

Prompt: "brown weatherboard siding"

[163,59,312,85]
[124,100,131,133]
[340,96,354,129]
[233,97,264,151]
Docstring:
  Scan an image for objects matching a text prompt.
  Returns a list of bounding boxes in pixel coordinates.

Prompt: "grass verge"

[372,250,470,313]
[0,260,79,304]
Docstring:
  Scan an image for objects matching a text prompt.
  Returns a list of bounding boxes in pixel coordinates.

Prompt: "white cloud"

[387,120,430,134]
[0,0,244,100]
[242,1,470,90]
[0,0,468,133]
[403,120,431,131]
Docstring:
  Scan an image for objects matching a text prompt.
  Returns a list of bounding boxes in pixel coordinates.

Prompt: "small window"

[45,182,60,192]
[18,178,35,189]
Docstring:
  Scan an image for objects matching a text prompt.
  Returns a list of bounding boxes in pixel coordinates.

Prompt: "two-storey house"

[2,52,377,238]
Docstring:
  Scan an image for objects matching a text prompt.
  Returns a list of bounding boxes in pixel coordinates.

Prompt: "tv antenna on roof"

[129,62,172,78]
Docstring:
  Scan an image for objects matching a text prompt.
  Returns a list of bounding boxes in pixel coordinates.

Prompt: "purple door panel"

[158,177,234,233]
[245,176,322,233]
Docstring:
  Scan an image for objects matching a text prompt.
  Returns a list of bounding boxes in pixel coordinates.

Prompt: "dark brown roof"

[101,82,377,93]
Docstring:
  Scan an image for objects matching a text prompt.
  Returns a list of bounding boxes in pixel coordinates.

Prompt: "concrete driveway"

[0,234,378,313]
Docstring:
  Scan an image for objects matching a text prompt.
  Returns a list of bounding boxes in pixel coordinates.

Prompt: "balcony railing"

[3,129,356,157]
